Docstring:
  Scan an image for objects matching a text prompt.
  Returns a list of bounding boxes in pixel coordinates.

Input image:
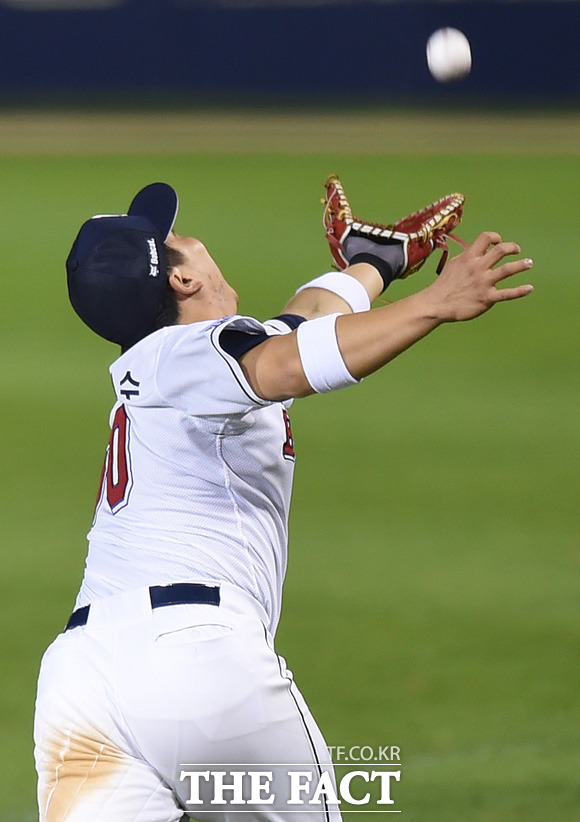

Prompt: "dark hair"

[152,244,186,331]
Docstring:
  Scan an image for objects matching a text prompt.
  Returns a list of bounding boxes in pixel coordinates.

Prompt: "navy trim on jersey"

[274,313,307,331]
[219,314,306,360]
[219,328,268,359]
[210,323,269,406]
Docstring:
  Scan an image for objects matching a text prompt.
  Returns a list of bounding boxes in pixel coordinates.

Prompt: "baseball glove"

[323,174,468,279]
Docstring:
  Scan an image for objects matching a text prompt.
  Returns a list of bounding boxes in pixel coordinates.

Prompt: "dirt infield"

[0,109,578,154]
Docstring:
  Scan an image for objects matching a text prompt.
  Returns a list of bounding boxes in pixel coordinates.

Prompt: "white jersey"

[75,314,301,635]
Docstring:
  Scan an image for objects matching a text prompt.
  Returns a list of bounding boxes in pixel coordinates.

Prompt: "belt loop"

[149,582,220,609]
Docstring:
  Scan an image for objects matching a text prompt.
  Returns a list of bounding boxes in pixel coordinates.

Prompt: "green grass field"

[1,110,579,821]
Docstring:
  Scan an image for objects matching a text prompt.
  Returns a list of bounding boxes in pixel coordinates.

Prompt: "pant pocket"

[155,623,233,647]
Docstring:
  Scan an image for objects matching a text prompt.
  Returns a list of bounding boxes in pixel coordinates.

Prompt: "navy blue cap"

[66,183,179,348]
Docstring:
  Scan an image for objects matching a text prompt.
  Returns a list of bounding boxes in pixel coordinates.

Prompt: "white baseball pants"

[34,582,341,822]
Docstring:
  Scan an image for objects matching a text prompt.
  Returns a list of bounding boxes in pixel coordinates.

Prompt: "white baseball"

[426,28,472,83]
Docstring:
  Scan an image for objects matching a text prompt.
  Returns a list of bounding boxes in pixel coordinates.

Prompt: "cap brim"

[128,182,179,242]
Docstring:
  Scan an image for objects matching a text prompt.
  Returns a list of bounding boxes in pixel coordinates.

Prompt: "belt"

[64,583,221,632]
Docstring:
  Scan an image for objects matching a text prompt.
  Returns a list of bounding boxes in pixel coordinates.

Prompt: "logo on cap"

[147,237,160,277]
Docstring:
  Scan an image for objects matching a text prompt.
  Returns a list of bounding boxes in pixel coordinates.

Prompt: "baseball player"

[34,180,533,822]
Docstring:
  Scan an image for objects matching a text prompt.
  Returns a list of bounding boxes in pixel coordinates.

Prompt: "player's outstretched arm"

[336,232,533,380]
[240,233,533,401]
[280,262,384,320]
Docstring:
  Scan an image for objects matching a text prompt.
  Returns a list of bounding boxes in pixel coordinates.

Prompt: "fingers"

[483,240,521,267]
[445,230,534,309]
[492,282,534,302]
[492,256,534,283]
[469,230,503,256]
[466,231,533,285]
[491,257,534,302]
[468,232,522,268]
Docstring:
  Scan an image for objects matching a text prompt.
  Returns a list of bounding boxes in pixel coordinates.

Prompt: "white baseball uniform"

[34,314,341,822]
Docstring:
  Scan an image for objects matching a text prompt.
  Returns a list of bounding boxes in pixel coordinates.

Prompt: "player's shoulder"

[108,316,263,385]
[111,317,234,365]
[106,314,306,413]
[109,313,302,388]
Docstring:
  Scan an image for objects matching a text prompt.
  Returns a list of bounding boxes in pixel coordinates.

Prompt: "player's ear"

[168,266,203,297]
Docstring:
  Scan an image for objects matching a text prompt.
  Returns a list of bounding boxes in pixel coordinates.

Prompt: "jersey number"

[95,405,293,516]
[282,409,295,461]
[95,405,133,515]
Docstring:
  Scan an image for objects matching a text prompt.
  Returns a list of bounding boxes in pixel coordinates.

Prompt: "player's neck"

[176,296,232,325]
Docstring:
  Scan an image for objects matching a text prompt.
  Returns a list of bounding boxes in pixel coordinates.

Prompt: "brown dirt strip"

[0,110,578,154]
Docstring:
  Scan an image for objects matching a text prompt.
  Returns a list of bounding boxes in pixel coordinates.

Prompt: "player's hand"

[423,231,534,323]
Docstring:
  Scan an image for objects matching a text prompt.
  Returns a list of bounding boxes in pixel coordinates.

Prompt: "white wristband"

[295,272,371,313]
[296,313,360,394]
